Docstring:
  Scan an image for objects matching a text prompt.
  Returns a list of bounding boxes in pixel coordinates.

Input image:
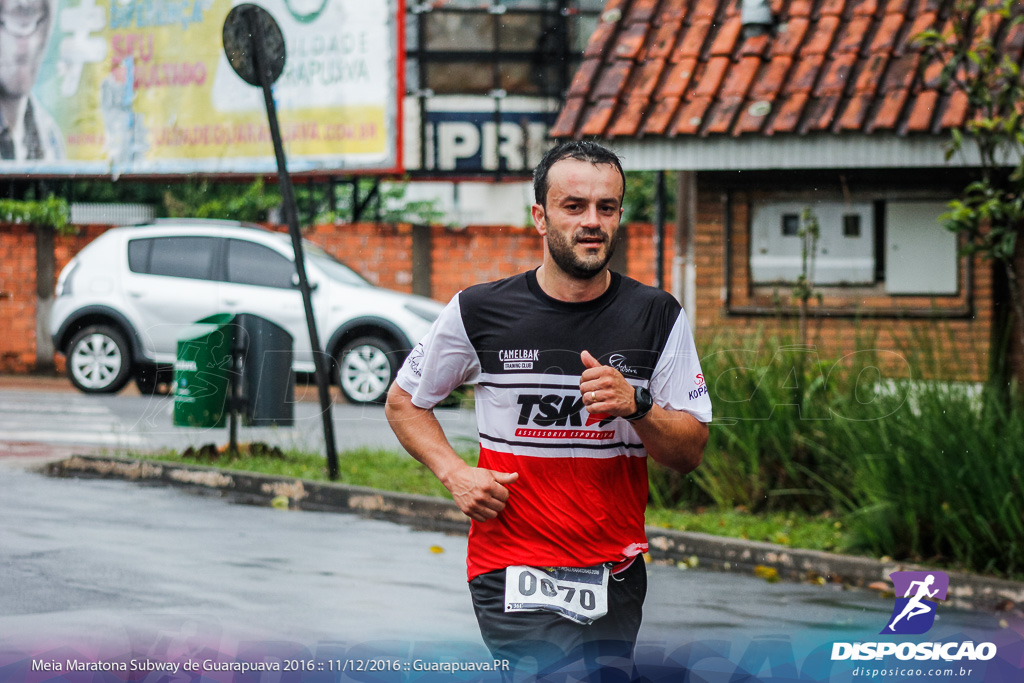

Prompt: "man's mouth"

[0,1,48,39]
[574,233,607,248]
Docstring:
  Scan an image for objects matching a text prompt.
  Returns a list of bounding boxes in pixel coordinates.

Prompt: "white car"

[49,220,443,403]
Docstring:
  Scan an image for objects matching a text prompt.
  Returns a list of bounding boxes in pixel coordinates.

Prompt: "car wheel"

[66,325,133,394]
[336,336,396,404]
[135,364,172,395]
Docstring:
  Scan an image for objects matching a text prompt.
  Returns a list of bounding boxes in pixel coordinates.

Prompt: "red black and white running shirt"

[396,269,712,580]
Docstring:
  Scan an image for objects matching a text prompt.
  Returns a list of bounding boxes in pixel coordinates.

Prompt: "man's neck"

[535,263,611,303]
[0,96,27,132]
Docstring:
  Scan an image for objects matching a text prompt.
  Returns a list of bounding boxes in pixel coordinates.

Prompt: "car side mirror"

[291,273,319,291]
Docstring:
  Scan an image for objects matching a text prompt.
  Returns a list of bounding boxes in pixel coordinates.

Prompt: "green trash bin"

[173,313,235,428]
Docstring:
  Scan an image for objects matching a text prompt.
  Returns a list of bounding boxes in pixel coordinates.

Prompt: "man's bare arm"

[579,350,707,473]
[384,382,518,522]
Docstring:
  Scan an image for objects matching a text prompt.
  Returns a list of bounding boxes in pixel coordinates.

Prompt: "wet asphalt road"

[0,381,1014,680]
[1,458,1002,660]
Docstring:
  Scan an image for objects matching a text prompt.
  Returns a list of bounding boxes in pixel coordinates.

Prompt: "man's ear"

[531,204,547,236]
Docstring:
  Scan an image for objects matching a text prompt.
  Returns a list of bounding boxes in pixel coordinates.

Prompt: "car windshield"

[302,243,371,287]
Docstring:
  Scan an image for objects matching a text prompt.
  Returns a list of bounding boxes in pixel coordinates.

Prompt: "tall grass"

[650,331,1024,577]
[822,383,1024,576]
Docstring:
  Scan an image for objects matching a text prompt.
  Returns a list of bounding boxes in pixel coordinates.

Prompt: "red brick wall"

[0,214,1001,382]
[0,225,37,372]
[685,185,993,383]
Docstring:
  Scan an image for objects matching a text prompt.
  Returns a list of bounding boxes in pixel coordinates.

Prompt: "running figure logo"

[882,571,949,635]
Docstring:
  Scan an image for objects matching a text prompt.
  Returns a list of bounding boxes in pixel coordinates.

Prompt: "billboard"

[0,0,402,176]
[403,96,557,175]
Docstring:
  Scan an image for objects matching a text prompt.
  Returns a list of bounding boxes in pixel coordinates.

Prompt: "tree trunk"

[1003,257,1024,386]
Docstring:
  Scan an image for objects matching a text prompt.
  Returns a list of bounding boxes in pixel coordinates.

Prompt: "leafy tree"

[916,0,1024,380]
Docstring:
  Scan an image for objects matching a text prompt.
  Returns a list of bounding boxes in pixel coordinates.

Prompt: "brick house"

[549,0,1024,382]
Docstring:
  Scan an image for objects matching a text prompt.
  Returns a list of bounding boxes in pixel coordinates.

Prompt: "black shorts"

[468,556,647,678]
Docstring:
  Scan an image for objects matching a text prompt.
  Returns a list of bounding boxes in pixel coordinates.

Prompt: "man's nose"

[581,204,600,227]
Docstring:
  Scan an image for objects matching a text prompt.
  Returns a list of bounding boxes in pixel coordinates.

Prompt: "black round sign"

[222,4,287,87]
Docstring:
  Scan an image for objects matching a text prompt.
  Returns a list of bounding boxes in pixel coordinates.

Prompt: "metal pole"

[654,170,666,290]
[245,7,340,480]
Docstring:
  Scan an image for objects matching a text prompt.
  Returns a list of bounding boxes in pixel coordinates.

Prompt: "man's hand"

[579,350,635,417]
[578,350,708,474]
[443,464,519,522]
[387,382,519,522]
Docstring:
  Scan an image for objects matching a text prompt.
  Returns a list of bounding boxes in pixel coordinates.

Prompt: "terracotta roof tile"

[676,20,712,60]
[630,59,666,98]
[579,99,617,136]
[550,97,586,138]
[567,58,602,98]
[788,53,826,94]
[883,54,920,91]
[583,19,619,59]
[658,2,687,23]
[709,16,743,56]
[870,14,905,53]
[921,58,944,89]
[787,0,814,18]
[691,0,720,22]
[704,97,744,134]
[834,16,874,54]
[721,56,761,98]
[739,33,771,57]
[608,97,650,137]
[672,96,714,135]
[851,0,879,16]
[769,92,810,133]
[655,58,698,99]
[646,20,683,60]
[592,61,633,99]
[854,53,890,92]
[733,100,774,135]
[868,88,909,131]
[751,55,794,99]
[815,53,858,96]
[554,0,1020,144]
[613,23,649,60]
[904,89,938,133]
[1004,17,1024,55]
[884,0,911,14]
[642,96,681,135]
[771,18,810,57]
[837,93,873,130]
[801,15,841,55]
[806,95,843,132]
[624,0,659,24]
[692,56,731,98]
[897,11,938,53]
[819,0,847,17]
[940,90,969,130]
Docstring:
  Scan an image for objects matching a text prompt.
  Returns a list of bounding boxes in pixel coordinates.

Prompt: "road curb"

[48,454,1024,612]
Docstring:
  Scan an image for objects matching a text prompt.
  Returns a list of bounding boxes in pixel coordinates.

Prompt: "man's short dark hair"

[533,141,626,207]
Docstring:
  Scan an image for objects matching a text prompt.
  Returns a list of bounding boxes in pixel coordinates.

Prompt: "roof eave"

[606,134,991,172]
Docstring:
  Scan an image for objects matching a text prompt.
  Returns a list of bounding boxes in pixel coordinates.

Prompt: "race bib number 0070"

[504,565,609,625]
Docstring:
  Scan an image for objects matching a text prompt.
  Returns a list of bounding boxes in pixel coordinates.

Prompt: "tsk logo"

[883,571,948,635]
[501,349,539,371]
[516,394,615,436]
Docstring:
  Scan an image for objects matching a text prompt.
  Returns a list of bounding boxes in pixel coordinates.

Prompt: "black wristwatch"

[624,386,654,421]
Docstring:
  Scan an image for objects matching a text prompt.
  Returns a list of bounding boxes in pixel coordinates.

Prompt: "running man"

[385,141,712,676]
[888,574,940,632]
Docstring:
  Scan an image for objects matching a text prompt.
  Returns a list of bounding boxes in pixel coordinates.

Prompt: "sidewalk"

[45,452,1024,615]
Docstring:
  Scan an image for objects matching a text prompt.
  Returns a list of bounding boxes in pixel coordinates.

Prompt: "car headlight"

[404,301,441,323]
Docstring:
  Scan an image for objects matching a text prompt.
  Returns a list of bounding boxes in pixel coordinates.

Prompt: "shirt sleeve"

[394,292,481,409]
[649,310,712,423]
